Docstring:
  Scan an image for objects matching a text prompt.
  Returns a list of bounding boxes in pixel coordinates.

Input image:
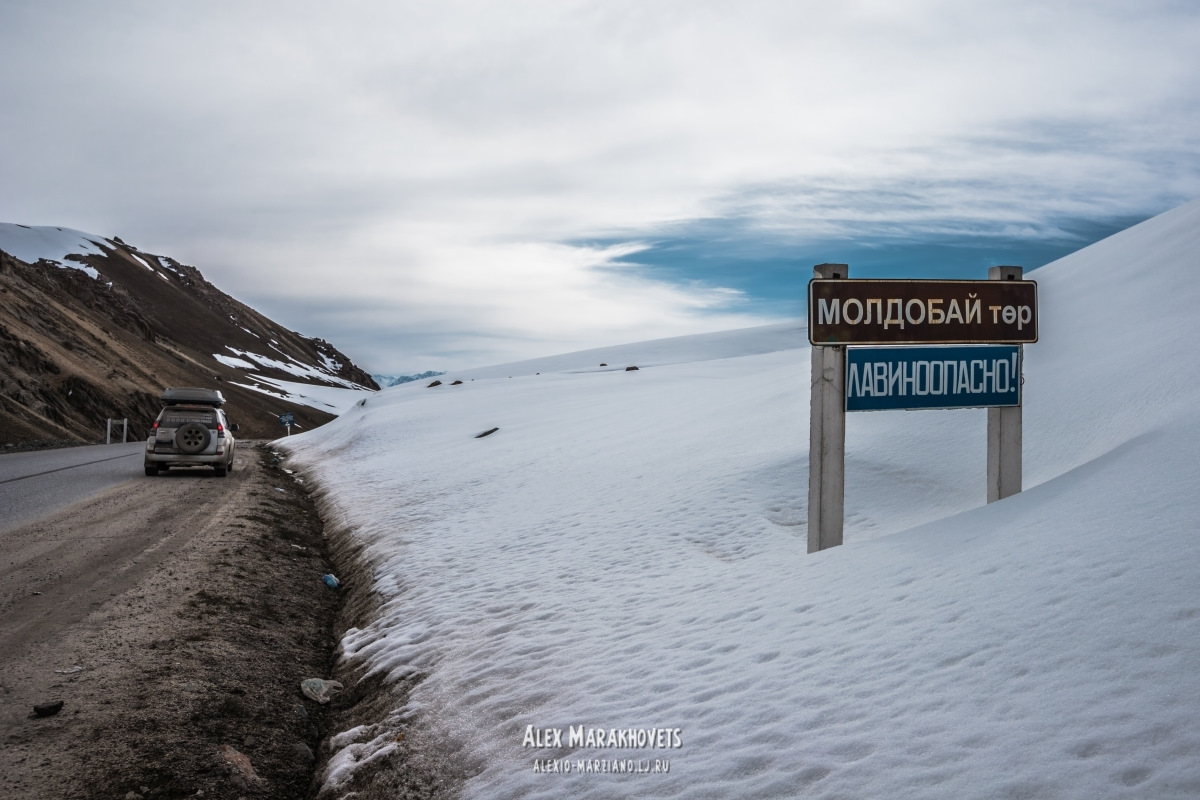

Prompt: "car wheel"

[214,464,227,477]
[175,422,212,455]
[144,465,158,476]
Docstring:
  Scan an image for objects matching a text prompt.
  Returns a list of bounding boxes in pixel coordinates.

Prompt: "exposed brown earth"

[0,443,346,799]
[0,230,464,798]
[0,242,377,449]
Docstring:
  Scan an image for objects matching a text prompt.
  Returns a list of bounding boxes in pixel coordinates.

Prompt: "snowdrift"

[282,200,1200,799]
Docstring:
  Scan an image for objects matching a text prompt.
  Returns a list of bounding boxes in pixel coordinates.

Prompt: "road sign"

[808,279,1037,345]
[807,265,1033,554]
[279,413,294,428]
[846,345,1020,411]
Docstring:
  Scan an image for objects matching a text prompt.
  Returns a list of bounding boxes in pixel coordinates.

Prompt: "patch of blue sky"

[584,213,1147,319]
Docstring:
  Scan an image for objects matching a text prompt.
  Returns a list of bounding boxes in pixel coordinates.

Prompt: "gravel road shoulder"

[0,443,345,799]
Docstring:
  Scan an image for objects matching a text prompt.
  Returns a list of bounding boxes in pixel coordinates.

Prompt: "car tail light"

[151,421,159,431]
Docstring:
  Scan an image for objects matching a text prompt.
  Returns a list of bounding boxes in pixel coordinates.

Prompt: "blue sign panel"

[846,345,1020,411]
[279,412,295,427]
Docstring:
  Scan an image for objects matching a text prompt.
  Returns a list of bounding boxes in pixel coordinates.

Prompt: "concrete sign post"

[105,418,128,445]
[986,266,1024,503]
[808,263,848,554]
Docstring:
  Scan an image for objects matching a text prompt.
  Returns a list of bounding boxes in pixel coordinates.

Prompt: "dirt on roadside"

[0,443,346,799]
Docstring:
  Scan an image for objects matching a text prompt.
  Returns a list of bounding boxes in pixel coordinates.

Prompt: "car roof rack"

[161,387,226,407]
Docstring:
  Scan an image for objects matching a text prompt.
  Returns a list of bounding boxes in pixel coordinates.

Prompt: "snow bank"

[281,200,1200,798]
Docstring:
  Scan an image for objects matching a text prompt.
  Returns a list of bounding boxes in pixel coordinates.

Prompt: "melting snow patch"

[324,726,400,791]
[233,375,374,414]
[319,353,343,373]
[213,353,256,369]
[223,346,364,388]
[229,380,288,399]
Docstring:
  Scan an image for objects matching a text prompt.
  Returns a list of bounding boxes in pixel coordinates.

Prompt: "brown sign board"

[808,279,1038,345]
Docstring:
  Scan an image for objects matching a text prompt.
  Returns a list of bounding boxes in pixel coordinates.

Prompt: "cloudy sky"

[2,1,1198,373]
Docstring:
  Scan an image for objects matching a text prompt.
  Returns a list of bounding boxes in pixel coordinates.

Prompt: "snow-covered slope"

[0,224,110,278]
[451,322,810,379]
[281,199,1200,799]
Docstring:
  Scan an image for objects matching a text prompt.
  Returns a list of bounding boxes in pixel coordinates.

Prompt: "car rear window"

[161,409,217,426]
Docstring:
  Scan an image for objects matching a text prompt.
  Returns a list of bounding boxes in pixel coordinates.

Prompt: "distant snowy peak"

[372,371,446,388]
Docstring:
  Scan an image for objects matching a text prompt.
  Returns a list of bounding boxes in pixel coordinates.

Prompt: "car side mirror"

[230,423,240,433]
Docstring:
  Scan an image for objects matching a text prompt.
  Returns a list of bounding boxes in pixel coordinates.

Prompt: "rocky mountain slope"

[0,224,377,447]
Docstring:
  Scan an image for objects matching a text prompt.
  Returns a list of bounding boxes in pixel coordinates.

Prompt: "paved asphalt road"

[0,443,146,534]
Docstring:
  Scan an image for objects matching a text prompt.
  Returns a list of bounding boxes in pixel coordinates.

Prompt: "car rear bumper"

[144,452,228,466]
[144,434,234,466]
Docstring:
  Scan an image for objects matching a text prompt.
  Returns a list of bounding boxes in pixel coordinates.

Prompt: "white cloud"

[1,1,1198,370]
[224,226,771,370]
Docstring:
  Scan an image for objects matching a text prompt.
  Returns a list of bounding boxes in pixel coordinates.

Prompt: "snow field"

[281,200,1200,798]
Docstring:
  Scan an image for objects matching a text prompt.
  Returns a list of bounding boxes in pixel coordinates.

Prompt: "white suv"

[144,388,239,476]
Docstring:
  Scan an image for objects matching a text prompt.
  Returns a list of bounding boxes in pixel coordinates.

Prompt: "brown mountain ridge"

[0,227,378,448]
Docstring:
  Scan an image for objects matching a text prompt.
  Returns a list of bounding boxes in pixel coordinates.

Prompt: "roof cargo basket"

[161,387,226,407]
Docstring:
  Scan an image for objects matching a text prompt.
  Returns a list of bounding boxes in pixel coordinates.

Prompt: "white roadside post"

[122,418,128,443]
[987,265,1023,502]
[808,263,848,553]
[105,418,112,445]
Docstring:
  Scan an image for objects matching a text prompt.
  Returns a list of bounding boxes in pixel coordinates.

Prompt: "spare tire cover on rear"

[174,422,212,454]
